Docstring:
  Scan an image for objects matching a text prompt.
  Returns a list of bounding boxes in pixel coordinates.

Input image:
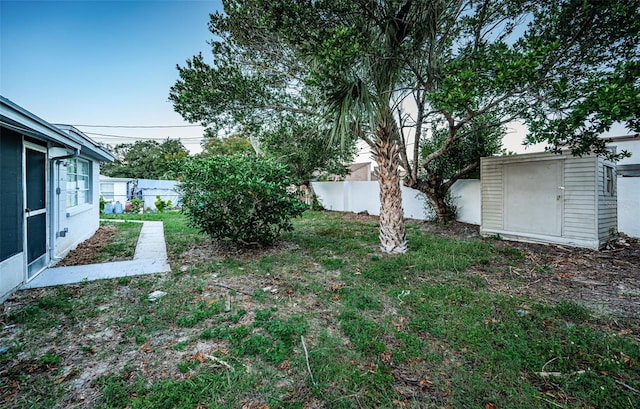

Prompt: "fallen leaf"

[483,402,498,409]
[53,368,75,384]
[418,378,432,389]
[279,360,290,370]
[193,351,206,364]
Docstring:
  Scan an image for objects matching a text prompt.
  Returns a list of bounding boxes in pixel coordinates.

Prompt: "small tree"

[178,154,308,246]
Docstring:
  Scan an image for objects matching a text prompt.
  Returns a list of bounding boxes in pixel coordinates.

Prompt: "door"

[504,160,562,236]
[25,145,48,278]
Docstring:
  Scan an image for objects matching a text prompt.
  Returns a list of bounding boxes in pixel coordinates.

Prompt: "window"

[604,165,615,196]
[100,183,114,201]
[67,158,91,208]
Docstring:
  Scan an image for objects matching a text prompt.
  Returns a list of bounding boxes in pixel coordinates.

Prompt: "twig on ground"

[541,357,559,373]
[301,336,316,386]
[205,354,233,371]
[615,379,640,395]
[540,397,564,408]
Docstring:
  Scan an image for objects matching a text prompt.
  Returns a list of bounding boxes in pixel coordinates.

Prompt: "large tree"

[171,0,640,250]
[100,139,189,179]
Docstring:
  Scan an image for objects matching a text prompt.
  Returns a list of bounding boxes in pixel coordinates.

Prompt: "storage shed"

[480,152,617,249]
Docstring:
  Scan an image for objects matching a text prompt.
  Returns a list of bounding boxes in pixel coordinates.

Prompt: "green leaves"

[178,154,308,246]
[100,139,189,180]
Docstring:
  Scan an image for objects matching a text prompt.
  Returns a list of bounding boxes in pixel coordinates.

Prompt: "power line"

[73,124,202,128]
[83,132,205,143]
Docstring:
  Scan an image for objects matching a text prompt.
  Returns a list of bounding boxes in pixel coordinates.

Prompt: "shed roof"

[136,179,179,190]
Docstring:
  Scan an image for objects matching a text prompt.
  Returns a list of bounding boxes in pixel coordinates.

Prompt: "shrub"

[154,196,171,213]
[128,198,143,213]
[178,154,308,246]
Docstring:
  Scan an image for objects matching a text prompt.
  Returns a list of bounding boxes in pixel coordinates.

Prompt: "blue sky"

[1,0,222,152]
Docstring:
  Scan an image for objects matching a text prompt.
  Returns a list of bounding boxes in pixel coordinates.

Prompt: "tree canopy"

[100,139,189,180]
[171,0,640,247]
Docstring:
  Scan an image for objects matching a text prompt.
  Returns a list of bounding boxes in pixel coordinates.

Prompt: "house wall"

[100,180,129,204]
[612,139,640,166]
[0,129,25,302]
[51,159,101,260]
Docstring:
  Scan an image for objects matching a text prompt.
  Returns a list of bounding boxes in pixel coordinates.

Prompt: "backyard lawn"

[1,211,638,408]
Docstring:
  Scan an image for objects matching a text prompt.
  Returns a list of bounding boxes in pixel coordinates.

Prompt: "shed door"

[504,160,562,236]
[25,146,48,278]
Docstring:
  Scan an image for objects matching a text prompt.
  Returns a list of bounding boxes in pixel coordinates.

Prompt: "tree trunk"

[373,126,408,254]
[407,173,456,223]
[423,185,455,222]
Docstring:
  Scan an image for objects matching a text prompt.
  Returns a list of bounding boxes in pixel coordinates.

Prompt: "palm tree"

[324,0,434,254]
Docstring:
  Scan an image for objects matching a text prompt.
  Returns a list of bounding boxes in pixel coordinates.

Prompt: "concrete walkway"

[21,221,171,289]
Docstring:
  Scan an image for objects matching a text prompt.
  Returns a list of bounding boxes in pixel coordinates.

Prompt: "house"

[345,162,373,181]
[99,175,134,204]
[131,178,180,211]
[0,96,114,302]
[480,151,617,249]
[97,177,181,212]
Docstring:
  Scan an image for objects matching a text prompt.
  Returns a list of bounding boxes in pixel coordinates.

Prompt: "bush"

[154,196,171,213]
[178,154,308,246]
[128,198,143,213]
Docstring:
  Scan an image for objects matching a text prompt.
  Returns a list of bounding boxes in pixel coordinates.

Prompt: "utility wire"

[73,124,202,128]
[82,131,204,141]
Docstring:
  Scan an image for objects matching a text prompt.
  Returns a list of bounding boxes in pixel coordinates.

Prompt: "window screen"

[0,129,24,262]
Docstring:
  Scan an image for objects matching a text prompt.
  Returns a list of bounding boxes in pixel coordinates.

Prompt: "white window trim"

[66,158,92,209]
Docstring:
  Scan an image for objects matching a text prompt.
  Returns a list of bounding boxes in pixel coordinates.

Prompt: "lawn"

[1,211,638,408]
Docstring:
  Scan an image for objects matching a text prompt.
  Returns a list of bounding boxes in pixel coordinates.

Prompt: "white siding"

[480,158,503,230]
[597,157,618,242]
[480,152,610,249]
[562,156,596,240]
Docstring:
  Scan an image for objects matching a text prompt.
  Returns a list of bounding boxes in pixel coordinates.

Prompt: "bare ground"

[419,218,640,334]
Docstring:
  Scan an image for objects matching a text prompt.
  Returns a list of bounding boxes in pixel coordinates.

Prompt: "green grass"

[2,211,638,409]
[95,221,143,262]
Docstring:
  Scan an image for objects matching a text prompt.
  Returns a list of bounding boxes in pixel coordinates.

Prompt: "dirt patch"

[483,234,640,326]
[343,212,639,329]
[411,220,640,331]
[56,224,132,266]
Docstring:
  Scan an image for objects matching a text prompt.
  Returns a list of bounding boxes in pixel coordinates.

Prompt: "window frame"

[604,165,615,196]
[66,158,92,208]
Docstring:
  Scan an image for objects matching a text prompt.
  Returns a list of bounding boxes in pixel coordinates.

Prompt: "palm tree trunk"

[373,115,407,254]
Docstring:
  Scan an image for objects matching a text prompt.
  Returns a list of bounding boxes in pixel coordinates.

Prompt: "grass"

[1,211,638,408]
[95,221,143,262]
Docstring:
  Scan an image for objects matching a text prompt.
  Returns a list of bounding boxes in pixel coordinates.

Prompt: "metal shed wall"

[480,152,616,249]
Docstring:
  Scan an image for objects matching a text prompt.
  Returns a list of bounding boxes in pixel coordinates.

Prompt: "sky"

[1,0,223,153]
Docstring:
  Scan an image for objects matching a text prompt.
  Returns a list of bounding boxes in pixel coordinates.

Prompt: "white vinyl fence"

[312,178,639,238]
[311,180,481,225]
[618,177,640,238]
